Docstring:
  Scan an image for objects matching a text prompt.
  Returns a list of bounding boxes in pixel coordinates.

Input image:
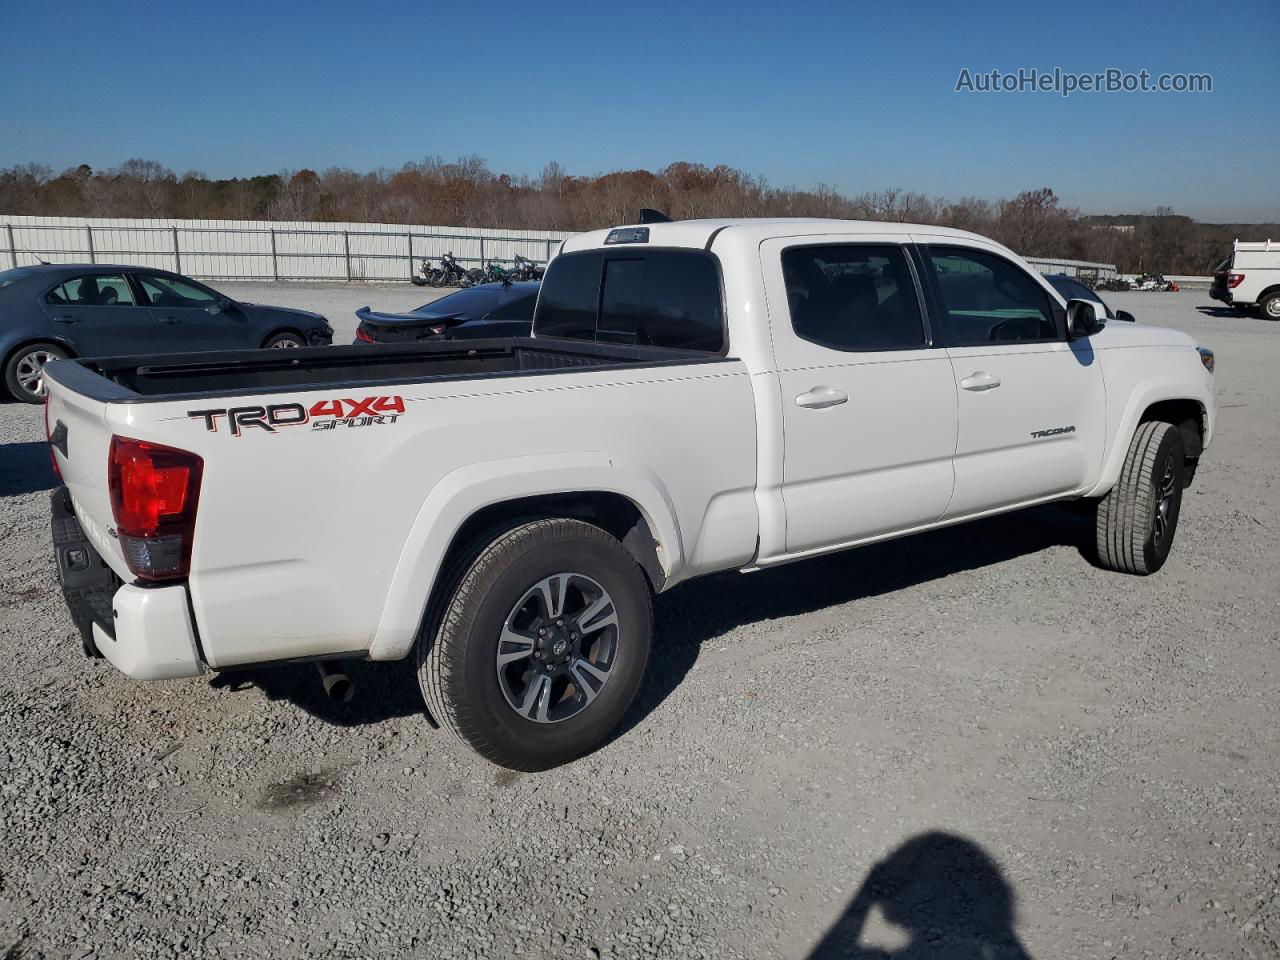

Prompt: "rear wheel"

[418,518,652,770]
[4,343,69,403]
[1260,291,1280,321]
[1095,421,1185,575]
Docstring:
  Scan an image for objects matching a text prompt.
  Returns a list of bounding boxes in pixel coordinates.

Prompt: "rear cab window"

[534,249,725,352]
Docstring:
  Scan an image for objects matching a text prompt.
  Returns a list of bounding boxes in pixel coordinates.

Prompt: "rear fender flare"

[368,453,684,660]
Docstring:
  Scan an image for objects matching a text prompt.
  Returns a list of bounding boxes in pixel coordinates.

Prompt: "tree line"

[1,158,1269,275]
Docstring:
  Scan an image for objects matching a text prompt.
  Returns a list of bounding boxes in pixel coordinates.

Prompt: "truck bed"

[48,337,727,403]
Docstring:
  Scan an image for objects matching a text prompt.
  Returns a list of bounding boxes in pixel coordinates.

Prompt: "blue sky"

[2,0,1277,221]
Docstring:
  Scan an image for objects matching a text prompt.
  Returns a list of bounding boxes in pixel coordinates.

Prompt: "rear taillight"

[354,324,375,343]
[108,436,203,581]
[1228,272,1245,289]
[44,398,61,481]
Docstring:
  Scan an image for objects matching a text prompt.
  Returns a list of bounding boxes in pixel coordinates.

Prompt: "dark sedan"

[1043,273,1135,324]
[0,264,333,402]
[354,281,538,344]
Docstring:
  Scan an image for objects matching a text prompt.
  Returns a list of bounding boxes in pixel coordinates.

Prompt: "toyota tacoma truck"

[43,218,1217,770]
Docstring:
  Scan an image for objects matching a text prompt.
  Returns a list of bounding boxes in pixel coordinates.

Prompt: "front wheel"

[418,518,652,770]
[263,331,305,349]
[1095,421,1185,575]
[5,342,69,403]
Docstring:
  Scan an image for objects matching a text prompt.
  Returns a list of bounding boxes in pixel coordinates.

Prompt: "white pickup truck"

[44,218,1217,770]
[1224,239,1280,319]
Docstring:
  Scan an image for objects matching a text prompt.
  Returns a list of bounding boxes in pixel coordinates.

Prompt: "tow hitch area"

[50,487,118,657]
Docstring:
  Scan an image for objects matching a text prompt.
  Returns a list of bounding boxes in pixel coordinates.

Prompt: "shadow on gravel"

[805,831,1033,959]
[209,657,423,727]
[1195,306,1243,317]
[615,504,1093,744]
[0,441,58,497]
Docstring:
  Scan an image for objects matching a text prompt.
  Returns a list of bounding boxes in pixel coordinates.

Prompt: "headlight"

[1198,347,1215,374]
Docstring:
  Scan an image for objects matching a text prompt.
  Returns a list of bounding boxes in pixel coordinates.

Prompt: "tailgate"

[44,362,132,580]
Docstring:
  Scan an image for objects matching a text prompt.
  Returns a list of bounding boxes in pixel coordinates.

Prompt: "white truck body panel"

[44,217,1217,679]
[1229,239,1280,313]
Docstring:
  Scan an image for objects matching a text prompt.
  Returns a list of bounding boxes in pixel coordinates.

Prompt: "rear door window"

[534,249,724,352]
[46,274,136,306]
[781,244,926,351]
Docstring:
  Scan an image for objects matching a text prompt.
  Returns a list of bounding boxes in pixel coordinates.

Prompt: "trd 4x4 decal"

[189,396,406,436]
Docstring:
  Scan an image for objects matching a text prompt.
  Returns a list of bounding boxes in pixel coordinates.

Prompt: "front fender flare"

[368,453,684,660]
[1084,374,1213,499]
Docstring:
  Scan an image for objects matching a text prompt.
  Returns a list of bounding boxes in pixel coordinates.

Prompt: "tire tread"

[417,518,650,770]
[1095,420,1175,575]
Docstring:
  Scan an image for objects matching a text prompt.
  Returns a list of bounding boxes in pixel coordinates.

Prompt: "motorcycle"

[512,254,545,282]
[1133,273,1176,292]
[427,252,475,288]
[411,258,443,287]
[483,260,516,285]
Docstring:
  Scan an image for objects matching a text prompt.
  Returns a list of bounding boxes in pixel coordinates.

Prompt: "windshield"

[0,267,35,290]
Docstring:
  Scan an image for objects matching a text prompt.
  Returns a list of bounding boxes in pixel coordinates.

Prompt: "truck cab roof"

[561,217,997,254]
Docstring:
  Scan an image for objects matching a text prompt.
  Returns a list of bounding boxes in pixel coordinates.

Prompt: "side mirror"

[206,297,232,315]
[1066,298,1100,338]
[1115,309,1136,323]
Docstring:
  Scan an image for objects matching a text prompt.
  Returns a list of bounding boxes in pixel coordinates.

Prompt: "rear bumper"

[93,583,205,680]
[51,487,204,680]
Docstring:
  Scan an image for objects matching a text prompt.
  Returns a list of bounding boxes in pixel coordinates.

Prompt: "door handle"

[960,371,1001,392]
[157,316,180,325]
[52,316,79,324]
[795,385,849,409]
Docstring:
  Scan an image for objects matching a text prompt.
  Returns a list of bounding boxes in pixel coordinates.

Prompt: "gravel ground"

[1,290,1277,960]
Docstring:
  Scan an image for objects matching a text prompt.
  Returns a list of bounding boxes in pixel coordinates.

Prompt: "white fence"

[1,214,1116,283]
[0,215,573,282]
[1023,256,1117,280]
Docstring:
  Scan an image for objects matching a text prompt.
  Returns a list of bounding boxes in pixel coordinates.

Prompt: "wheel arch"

[1085,377,1212,499]
[3,336,79,399]
[3,335,79,367]
[368,454,684,661]
[261,327,307,348]
[1255,284,1280,312]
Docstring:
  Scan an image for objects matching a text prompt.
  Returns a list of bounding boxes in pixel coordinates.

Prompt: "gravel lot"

[1,290,1277,960]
